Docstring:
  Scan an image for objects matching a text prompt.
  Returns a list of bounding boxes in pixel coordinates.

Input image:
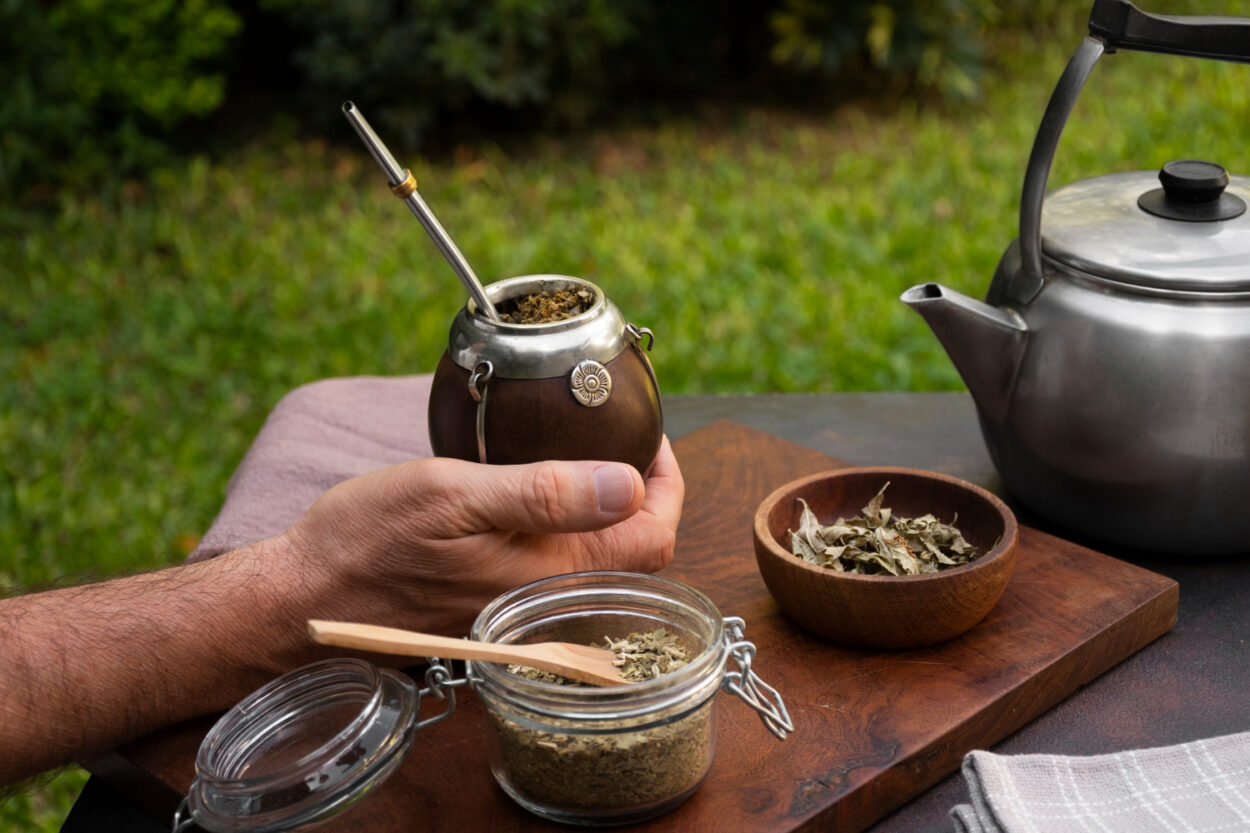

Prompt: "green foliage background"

[6,0,1245,592]
[3,0,1248,829]
[0,0,240,189]
[2,0,1079,192]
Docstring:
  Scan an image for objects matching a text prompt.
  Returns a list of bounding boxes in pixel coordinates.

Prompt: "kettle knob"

[1138,160,1246,221]
[1159,160,1229,203]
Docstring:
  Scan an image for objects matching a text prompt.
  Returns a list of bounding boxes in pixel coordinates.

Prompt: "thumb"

[447,459,645,535]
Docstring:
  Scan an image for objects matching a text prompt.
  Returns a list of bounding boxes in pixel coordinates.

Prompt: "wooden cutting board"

[90,420,1178,832]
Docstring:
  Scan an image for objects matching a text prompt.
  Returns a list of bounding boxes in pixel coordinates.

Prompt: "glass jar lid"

[1041,168,1250,293]
[176,659,426,833]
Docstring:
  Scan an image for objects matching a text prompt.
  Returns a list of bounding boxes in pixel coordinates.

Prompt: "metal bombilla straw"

[342,101,501,322]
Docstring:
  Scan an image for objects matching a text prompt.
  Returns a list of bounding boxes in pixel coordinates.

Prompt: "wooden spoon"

[307,620,626,687]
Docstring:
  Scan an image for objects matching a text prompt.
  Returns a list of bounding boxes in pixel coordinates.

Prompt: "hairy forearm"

[0,534,331,784]
[0,447,685,787]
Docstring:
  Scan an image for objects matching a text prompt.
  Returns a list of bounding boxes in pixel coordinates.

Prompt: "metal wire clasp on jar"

[468,571,793,826]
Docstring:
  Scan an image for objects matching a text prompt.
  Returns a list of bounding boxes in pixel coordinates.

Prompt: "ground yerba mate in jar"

[468,571,792,826]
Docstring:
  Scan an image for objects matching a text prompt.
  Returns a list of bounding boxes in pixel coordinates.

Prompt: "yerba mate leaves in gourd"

[789,482,978,576]
[497,288,594,324]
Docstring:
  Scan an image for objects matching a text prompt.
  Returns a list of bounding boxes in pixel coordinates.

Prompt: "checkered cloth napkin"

[951,730,1250,833]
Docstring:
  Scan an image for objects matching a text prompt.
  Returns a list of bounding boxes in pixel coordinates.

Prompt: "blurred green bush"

[259,0,640,146]
[259,0,1064,144]
[769,0,1085,100]
[0,0,241,191]
[2,0,1085,193]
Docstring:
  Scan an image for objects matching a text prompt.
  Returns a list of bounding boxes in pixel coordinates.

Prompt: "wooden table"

[63,393,1250,833]
[667,393,1250,831]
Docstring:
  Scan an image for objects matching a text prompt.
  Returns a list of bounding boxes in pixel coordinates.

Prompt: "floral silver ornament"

[570,360,612,407]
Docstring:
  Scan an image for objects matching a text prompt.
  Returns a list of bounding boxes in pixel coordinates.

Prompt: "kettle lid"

[1041,162,1250,293]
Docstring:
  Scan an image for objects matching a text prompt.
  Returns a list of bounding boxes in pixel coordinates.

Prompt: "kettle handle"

[1089,2,1250,64]
[1011,0,1250,303]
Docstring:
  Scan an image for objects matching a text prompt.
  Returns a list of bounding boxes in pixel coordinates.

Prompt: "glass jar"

[470,571,789,826]
[173,572,790,832]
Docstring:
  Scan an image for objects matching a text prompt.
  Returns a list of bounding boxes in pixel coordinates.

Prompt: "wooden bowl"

[753,467,1018,650]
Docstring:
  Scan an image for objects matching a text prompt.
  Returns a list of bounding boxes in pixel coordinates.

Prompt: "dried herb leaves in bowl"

[790,483,981,575]
[754,467,1018,649]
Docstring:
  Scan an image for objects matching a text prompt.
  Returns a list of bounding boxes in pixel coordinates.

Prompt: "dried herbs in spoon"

[508,628,690,684]
[789,482,979,575]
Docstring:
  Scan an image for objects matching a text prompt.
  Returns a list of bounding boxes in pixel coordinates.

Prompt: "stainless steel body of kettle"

[903,0,1250,554]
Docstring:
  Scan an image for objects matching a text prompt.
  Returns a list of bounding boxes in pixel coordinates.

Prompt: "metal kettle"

[902,0,1250,554]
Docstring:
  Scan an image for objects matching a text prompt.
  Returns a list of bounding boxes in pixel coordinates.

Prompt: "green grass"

[0,771,89,833]
[4,5,1250,828]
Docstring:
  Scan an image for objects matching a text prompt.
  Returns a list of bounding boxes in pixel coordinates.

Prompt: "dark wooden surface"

[64,393,1250,833]
[669,394,1250,833]
[656,421,1175,832]
[79,415,1176,833]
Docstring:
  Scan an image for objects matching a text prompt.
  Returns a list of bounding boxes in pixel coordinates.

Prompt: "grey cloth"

[188,375,434,562]
[951,731,1250,833]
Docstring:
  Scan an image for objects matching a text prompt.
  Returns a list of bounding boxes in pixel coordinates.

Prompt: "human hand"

[0,437,680,783]
[282,436,684,635]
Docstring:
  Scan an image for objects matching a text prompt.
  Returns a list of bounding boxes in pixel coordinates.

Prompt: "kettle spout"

[901,283,1028,424]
